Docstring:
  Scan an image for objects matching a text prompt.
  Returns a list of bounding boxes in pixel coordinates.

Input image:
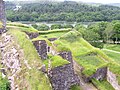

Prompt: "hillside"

[0,22,120,90]
[6,1,120,22]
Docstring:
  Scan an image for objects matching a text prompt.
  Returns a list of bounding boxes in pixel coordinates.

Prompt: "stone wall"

[58,51,73,63]
[83,67,107,82]
[48,51,80,90]
[107,68,120,90]
[32,40,48,60]
[0,0,6,34]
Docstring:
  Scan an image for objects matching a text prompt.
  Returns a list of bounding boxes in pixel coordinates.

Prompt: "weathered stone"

[0,0,6,34]
[25,32,39,39]
[83,67,107,82]
[107,68,120,90]
[58,51,73,63]
[33,40,47,60]
[48,51,80,90]
[48,64,80,90]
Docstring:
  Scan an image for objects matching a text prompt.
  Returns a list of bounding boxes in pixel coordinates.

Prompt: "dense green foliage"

[0,76,10,90]
[6,1,120,22]
[36,24,50,31]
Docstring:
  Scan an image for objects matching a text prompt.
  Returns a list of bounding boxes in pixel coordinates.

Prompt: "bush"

[89,41,104,49]
[0,75,10,90]
[51,24,62,30]
[37,24,49,31]
[63,24,73,28]
[32,24,38,29]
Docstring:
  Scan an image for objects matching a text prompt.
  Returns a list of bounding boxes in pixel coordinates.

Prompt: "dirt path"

[73,60,98,90]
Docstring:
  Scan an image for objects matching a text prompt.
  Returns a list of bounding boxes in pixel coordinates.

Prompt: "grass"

[7,22,39,33]
[7,28,52,90]
[70,85,82,90]
[55,31,110,77]
[103,49,120,64]
[44,55,70,69]
[39,28,71,34]
[32,36,52,46]
[104,44,120,52]
[92,79,115,90]
[40,32,68,39]
[0,42,10,90]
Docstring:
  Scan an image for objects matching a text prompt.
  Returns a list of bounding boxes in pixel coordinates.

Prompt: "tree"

[113,22,120,43]
[104,23,114,44]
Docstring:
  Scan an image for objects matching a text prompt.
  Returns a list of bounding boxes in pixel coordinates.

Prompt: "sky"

[4,0,120,4]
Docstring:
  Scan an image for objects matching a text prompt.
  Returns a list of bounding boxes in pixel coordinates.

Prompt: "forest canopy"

[5,1,120,22]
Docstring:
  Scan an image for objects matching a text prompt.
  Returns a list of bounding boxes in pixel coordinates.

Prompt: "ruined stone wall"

[0,0,6,34]
[48,51,80,90]
[32,40,47,60]
[58,51,73,63]
[84,67,107,82]
[107,68,120,90]
[49,64,80,90]
[25,32,39,39]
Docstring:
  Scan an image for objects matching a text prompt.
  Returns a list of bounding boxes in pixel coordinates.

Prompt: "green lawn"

[104,44,120,52]
[103,49,120,64]
[92,79,115,90]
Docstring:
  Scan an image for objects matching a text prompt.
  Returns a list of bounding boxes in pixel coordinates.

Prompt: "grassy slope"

[6,26,52,90]
[54,31,108,76]
[105,44,120,52]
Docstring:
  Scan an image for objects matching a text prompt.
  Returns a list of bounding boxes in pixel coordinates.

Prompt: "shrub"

[63,24,73,28]
[32,24,38,29]
[37,24,49,31]
[89,41,104,49]
[51,24,62,30]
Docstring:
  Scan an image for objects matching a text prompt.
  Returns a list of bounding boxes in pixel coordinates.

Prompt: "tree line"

[75,20,120,48]
[5,1,120,22]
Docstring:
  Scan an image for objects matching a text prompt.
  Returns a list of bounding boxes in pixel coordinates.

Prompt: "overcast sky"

[4,0,120,4]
